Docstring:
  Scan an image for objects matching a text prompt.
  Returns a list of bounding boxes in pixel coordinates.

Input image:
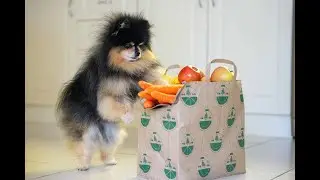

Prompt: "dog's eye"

[138,43,146,49]
[139,44,147,50]
[138,42,145,47]
[124,44,133,49]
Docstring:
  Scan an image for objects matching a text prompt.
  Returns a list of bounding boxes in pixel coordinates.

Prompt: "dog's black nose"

[135,51,140,57]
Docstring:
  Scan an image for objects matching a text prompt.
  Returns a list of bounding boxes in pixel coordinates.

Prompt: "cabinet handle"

[68,0,74,18]
[211,0,215,7]
[198,0,203,8]
[97,0,112,5]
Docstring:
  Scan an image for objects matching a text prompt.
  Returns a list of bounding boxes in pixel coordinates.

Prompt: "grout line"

[29,164,113,180]
[245,138,278,149]
[270,168,295,180]
[30,168,75,180]
[26,160,49,164]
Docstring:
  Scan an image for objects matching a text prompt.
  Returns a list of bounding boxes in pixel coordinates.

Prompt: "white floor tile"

[274,169,295,180]
[27,154,138,180]
[219,139,294,180]
[25,134,294,180]
[244,135,277,148]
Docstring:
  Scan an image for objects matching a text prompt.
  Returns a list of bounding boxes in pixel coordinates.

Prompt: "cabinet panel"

[73,0,137,19]
[209,0,293,114]
[67,0,138,78]
[138,0,207,69]
[26,0,68,105]
[75,20,104,51]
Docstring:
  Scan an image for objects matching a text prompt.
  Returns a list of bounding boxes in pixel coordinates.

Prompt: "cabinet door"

[208,0,293,115]
[26,0,69,105]
[138,0,208,71]
[67,0,137,79]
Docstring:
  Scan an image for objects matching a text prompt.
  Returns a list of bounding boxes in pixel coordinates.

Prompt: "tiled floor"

[25,127,295,180]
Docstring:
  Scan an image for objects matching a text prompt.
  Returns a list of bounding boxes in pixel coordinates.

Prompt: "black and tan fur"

[56,13,165,171]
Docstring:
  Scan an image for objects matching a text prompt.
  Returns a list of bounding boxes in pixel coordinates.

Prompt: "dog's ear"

[119,19,131,29]
[140,20,151,29]
[111,18,131,36]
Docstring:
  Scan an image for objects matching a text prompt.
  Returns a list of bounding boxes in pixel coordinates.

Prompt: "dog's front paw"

[121,112,134,124]
[104,158,117,166]
[77,166,89,171]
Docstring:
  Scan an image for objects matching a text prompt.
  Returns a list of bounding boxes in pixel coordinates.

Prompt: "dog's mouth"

[125,55,141,62]
[121,50,142,62]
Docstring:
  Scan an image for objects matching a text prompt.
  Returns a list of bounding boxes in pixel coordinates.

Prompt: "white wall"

[26,0,68,105]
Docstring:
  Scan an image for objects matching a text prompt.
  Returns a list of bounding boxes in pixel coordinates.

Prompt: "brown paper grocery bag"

[138,59,246,180]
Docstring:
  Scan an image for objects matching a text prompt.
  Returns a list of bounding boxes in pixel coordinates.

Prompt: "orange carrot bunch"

[138,80,184,108]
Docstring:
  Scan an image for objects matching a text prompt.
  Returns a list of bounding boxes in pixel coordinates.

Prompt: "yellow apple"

[210,66,234,82]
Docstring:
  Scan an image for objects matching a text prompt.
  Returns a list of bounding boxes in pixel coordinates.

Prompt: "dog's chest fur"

[96,69,164,121]
[99,69,162,98]
[102,77,137,96]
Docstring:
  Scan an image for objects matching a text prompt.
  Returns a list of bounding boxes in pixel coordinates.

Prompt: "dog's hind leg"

[100,128,127,166]
[76,129,97,171]
[100,148,117,166]
[75,141,94,171]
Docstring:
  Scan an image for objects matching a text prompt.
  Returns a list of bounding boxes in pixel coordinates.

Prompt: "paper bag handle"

[163,64,182,75]
[205,59,238,82]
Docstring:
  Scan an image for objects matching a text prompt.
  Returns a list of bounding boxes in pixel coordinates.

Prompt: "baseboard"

[245,113,291,137]
[25,105,291,138]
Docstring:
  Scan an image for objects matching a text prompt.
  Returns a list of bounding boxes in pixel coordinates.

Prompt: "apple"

[171,76,180,84]
[230,70,235,77]
[178,65,202,83]
[210,66,234,82]
[200,70,205,78]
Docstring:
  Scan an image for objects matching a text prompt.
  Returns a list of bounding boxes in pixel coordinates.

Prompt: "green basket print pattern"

[199,108,213,130]
[141,111,151,127]
[138,81,245,179]
[226,153,237,173]
[150,132,162,152]
[181,133,194,156]
[240,88,244,103]
[181,84,198,106]
[198,157,211,178]
[216,84,229,105]
[238,128,245,148]
[210,131,223,152]
[164,158,177,179]
[162,109,176,131]
[227,107,236,127]
[139,153,151,173]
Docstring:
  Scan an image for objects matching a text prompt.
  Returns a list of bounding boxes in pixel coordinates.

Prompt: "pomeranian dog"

[56,13,165,171]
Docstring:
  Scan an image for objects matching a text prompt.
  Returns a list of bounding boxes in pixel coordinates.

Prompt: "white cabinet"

[66,0,293,116]
[138,0,208,69]
[208,0,293,115]
[138,0,293,115]
[26,0,69,105]
[66,0,137,79]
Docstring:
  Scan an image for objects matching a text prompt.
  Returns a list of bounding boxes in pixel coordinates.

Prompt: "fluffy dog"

[56,13,164,171]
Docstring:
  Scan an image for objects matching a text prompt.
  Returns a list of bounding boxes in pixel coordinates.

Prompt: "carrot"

[138,81,153,90]
[158,100,169,104]
[138,91,156,101]
[150,91,176,104]
[143,100,157,108]
[145,84,184,95]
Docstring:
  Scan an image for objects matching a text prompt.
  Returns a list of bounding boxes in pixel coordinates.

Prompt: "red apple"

[200,70,205,78]
[178,65,202,83]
